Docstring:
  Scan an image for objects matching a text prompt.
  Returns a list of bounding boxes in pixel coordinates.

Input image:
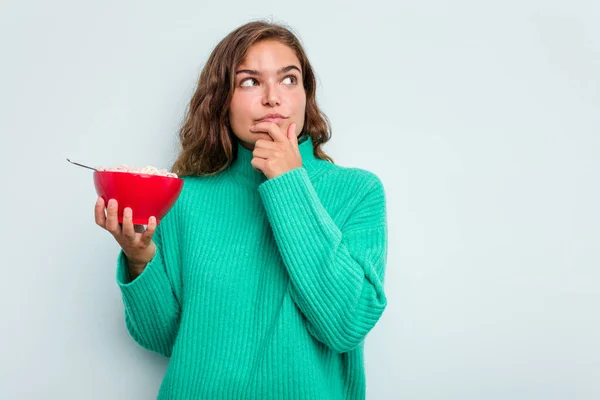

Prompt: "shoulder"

[168,174,222,212]
[316,162,385,200]
[179,173,224,193]
[311,163,387,231]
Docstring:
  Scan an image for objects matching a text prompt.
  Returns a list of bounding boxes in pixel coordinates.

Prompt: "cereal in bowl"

[97,164,178,178]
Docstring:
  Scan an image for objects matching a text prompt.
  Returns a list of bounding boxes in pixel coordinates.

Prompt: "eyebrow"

[235,65,302,76]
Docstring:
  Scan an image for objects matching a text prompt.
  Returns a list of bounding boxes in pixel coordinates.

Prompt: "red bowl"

[94,171,184,225]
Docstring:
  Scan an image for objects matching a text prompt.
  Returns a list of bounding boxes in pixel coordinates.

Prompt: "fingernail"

[108,199,116,208]
[124,208,131,217]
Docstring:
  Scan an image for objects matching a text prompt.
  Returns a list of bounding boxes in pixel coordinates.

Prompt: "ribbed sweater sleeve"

[258,167,388,353]
[115,219,181,358]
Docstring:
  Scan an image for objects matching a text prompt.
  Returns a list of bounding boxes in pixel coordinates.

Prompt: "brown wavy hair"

[171,20,334,178]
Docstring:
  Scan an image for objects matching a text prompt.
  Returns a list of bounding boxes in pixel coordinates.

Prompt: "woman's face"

[229,40,306,149]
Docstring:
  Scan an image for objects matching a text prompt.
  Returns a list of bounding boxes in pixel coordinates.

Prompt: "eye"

[240,78,258,87]
[282,75,298,85]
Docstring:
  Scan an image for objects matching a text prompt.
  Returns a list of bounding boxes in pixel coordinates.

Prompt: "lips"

[259,117,285,123]
[257,113,287,123]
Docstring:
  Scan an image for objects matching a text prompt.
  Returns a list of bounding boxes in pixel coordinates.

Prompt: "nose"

[262,81,281,107]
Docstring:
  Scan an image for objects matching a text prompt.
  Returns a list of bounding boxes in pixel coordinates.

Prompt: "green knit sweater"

[115,135,388,399]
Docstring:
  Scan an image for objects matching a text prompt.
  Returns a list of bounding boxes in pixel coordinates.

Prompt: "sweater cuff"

[116,249,176,314]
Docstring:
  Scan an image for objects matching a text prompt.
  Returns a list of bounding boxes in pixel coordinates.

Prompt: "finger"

[254,138,277,149]
[121,207,135,241]
[252,147,272,159]
[105,199,122,235]
[140,216,157,246]
[251,132,274,143]
[251,121,287,142]
[251,157,266,173]
[287,123,298,148]
[94,197,107,228]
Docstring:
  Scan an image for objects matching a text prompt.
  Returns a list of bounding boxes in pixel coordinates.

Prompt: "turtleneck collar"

[227,135,323,188]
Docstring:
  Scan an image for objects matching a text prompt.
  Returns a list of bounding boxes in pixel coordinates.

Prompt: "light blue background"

[1,1,598,399]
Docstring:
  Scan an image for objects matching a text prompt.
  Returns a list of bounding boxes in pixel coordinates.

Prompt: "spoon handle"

[66,158,98,171]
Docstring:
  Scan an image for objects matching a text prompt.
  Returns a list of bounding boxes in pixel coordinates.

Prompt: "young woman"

[95,20,388,400]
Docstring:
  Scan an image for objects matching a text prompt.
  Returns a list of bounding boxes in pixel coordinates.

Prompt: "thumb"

[287,123,298,147]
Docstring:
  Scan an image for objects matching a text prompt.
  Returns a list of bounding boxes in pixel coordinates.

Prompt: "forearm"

[117,249,181,357]
[258,168,388,353]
